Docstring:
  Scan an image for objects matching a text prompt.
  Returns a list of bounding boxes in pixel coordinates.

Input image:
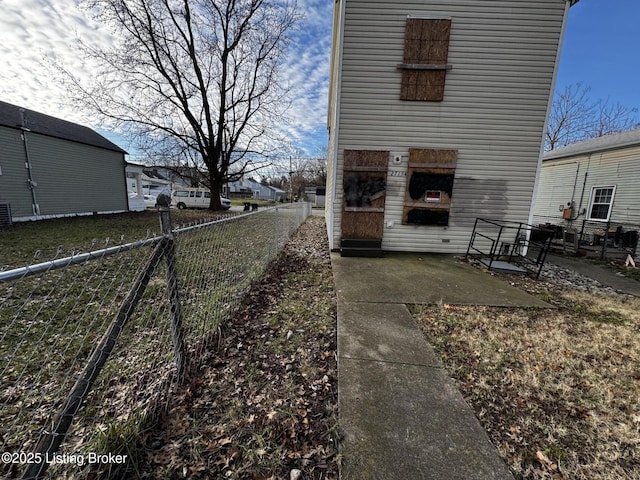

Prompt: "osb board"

[370,191,385,208]
[402,149,456,225]
[344,150,389,170]
[408,149,457,166]
[342,211,384,239]
[400,71,446,101]
[403,19,451,64]
[401,18,451,102]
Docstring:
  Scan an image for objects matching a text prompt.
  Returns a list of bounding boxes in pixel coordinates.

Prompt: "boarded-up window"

[398,18,452,102]
[342,150,388,239]
[402,149,457,226]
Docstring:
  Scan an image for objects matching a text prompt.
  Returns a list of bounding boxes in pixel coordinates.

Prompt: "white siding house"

[533,128,640,227]
[326,0,576,254]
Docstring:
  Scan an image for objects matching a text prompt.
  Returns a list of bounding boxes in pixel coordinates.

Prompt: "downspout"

[575,153,591,218]
[564,161,580,221]
[20,108,40,216]
[327,0,346,251]
[569,163,579,211]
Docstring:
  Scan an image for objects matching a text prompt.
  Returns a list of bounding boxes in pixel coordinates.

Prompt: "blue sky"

[0,1,637,162]
[556,0,640,110]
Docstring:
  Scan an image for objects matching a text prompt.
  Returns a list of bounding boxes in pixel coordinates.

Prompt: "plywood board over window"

[402,148,457,226]
[342,150,388,239]
[398,18,452,102]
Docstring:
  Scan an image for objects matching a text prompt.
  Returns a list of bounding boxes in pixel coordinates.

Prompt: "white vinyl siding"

[534,144,640,226]
[328,0,568,252]
[532,160,580,221]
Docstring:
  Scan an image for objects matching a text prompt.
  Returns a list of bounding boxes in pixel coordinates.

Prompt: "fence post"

[600,220,610,260]
[157,195,187,384]
[274,206,280,255]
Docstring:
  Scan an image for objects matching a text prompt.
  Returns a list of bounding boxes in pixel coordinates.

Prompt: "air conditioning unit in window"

[0,202,12,227]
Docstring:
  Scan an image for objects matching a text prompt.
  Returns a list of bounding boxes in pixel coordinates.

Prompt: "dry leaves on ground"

[129,215,339,479]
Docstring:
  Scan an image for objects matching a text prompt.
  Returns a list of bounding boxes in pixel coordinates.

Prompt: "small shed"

[0,101,128,222]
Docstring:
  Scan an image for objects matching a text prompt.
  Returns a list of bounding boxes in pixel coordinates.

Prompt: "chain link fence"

[532,214,639,262]
[0,202,311,479]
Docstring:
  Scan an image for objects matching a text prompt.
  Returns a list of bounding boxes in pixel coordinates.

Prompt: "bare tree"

[591,100,640,138]
[304,156,327,186]
[64,0,299,209]
[546,82,639,151]
[261,153,327,200]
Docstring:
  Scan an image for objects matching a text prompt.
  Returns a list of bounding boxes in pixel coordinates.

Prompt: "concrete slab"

[333,252,527,479]
[338,301,440,366]
[339,358,514,480]
[331,252,551,307]
[479,259,529,275]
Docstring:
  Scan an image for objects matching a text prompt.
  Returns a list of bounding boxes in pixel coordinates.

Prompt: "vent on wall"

[0,202,12,227]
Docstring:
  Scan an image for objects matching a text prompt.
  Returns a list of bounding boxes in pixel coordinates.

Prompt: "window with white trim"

[587,186,616,221]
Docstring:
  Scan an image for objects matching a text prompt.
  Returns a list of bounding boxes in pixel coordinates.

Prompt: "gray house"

[326,0,577,254]
[227,178,283,201]
[0,101,128,223]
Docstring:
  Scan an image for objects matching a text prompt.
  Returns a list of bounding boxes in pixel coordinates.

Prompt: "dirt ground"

[130,215,339,479]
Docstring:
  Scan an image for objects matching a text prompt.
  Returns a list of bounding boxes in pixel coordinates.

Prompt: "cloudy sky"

[0,0,333,158]
[0,1,638,162]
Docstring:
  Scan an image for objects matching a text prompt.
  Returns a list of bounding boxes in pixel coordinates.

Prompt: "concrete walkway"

[332,253,552,480]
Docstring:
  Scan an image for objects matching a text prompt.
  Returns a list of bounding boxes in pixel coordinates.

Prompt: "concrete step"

[340,238,383,258]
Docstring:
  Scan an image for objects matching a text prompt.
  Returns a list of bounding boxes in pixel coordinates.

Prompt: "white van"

[171,188,232,210]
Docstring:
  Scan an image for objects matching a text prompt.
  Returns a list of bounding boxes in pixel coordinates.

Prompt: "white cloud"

[279,0,333,153]
[0,0,333,156]
[0,0,112,126]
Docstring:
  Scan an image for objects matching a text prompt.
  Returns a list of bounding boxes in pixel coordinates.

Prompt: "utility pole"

[289,156,294,203]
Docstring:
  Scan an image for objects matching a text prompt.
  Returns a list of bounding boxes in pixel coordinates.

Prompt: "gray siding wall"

[0,127,34,217]
[328,0,568,252]
[0,126,128,220]
[534,146,640,226]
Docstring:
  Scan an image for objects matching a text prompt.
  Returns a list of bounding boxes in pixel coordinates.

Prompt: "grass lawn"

[411,279,640,479]
[1,206,319,479]
[0,209,234,269]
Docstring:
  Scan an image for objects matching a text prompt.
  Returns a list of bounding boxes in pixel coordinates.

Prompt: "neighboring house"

[0,100,128,223]
[533,128,640,228]
[268,185,286,202]
[228,178,279,201]
[325,0,577,254]
[314,187,326,208]
[304,186,326,208]
[126,163,174,210]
